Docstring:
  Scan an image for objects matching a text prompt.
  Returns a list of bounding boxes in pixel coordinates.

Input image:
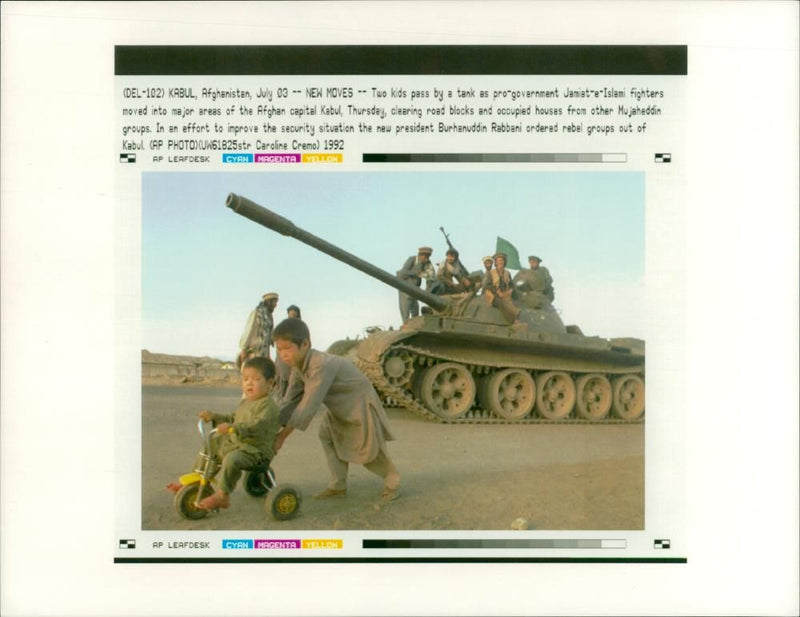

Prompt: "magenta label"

[254,153,301,163]
[254,539,301,549]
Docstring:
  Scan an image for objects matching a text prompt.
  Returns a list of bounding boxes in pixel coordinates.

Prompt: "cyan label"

[222,153,254,163]
[222,539,254,549]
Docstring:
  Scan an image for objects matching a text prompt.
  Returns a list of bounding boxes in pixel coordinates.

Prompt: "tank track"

[357,344,644,425]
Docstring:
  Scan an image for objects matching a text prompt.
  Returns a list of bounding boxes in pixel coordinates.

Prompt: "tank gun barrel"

[225,193,450,312]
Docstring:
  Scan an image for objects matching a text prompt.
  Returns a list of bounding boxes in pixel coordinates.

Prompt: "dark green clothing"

[209,396,281,461]
[217,448,263,494]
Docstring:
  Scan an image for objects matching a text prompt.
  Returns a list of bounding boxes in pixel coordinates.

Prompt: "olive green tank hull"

[351,321,645,424]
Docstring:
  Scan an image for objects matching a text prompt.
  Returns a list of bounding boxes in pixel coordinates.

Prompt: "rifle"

[439,226,455,253]
[439,227,471,286]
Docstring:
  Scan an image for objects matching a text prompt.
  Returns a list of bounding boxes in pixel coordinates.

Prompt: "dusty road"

[142,385,643,531]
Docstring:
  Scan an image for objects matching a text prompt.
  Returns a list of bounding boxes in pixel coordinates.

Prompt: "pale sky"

[142,170,644,359]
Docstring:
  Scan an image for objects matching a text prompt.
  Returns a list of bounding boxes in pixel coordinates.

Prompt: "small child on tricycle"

[167,356,284,515]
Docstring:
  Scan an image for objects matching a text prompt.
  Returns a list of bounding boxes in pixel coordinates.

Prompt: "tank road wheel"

[479,369,536,420]
[174,482,215,520]
[418,362,476,420]
[611,375,645,420]
[382,350,415,389]
[535,371,576,420]
[575,373,613,420]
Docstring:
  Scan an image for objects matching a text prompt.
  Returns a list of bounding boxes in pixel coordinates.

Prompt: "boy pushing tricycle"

[167,356,301,520]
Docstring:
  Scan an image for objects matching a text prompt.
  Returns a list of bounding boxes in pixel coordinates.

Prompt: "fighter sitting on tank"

[512,254,555,309]
[430,248,474,295]
[482,252,521,323]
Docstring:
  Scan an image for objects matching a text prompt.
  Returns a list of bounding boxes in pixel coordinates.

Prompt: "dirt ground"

[142,385,643,531]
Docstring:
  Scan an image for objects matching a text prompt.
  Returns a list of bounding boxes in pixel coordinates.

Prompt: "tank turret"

[226,193,645,425]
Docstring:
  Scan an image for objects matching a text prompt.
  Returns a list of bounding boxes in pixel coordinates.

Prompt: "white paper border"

[2,2,798,615]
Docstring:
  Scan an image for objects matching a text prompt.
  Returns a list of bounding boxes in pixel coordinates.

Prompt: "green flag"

[495,236,522,269]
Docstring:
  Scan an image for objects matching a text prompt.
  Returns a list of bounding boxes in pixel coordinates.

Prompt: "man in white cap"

[238,292,279,366]
[478,255,494,294]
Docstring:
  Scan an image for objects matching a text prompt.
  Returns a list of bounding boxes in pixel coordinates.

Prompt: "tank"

[226,193,645,424]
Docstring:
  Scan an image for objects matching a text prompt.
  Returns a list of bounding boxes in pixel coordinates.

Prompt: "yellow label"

[301,153,343,163]
[301,539,343,549]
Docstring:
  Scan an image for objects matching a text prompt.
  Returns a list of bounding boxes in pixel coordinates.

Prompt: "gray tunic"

[279,350,395,464]
[397,255,435,321]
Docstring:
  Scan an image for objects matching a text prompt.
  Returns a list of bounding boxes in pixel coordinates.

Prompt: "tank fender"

[355,329,418,363]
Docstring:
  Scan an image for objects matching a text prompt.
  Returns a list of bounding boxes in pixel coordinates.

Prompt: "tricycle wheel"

[243,467,276,497]
[174,482,215,520]
[265,484,302,521]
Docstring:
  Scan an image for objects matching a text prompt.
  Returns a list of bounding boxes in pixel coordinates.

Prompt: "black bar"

[115,557,687,564]
[115,45,687,75]
[363,153,617,163]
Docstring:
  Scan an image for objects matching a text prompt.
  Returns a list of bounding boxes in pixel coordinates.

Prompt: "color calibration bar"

[363,539,627,549]
[363,153,627,163]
